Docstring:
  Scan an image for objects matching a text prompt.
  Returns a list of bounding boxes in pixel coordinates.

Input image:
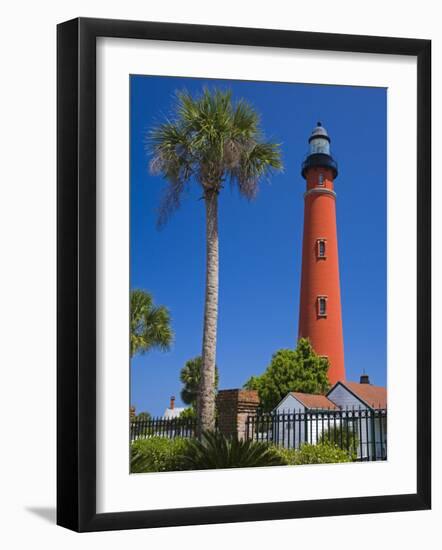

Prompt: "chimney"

[169,396,175,410]
[360,373,370,384]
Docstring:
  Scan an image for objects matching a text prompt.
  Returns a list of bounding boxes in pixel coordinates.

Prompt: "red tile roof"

[290,392,339,410]
[342,382,387,409]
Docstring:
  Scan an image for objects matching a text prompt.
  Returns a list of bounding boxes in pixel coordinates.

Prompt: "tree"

[180,356,219,408]
[135,411,152,422]
[179,407,197,420]
[130,289,173,358]
[149,88,283,434]
[244,338,330,411]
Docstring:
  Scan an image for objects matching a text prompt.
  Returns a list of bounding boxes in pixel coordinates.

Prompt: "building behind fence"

[130,416,196,441]
[130,388,387,462]
[245,407,387,461]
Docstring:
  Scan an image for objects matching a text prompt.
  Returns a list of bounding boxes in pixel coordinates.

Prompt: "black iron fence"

[130,408,387,462]
[245,408,387,461]
[130,417,196,441]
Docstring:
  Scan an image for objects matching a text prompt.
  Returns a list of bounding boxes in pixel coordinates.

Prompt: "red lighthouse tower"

[298,122,345,385]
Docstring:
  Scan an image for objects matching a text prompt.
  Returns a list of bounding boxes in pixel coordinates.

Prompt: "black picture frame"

[57,17,431,532]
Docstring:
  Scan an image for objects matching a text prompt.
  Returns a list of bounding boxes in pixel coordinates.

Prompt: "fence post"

[370,409,377,460]
[216,389,260,440]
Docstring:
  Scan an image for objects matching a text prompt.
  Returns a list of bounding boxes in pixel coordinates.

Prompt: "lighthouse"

[298,122,345,385]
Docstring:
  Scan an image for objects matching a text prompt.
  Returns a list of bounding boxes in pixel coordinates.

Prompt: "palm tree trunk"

[197,189,219,436]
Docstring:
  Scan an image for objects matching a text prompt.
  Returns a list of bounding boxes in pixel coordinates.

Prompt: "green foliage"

[179,407,197,420]
[319,425,359,459]
[243,339,330,411]
[273,443,354,465]
[135,411,151,422]
[130,437,190,473]
[181,431,286,470]
[148,88,283,226]
[130,289,173,357]
[180,356,219,407]
[130,436,353,473]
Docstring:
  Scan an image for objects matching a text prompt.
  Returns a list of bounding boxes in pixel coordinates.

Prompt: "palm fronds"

[130,289,173,357]
[179,356,219,406]
[147,87,283,224]
[181,430,286,470]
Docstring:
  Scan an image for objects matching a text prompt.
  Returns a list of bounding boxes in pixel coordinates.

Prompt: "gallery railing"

[130,416,197,441]
[245,407,387,461]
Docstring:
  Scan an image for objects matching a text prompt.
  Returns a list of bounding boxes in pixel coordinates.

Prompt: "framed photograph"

[57,17,431,532]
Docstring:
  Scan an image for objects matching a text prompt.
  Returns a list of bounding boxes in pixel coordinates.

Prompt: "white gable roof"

[327,381,387,410]
[274,393,305,412]
[274,392,339,412]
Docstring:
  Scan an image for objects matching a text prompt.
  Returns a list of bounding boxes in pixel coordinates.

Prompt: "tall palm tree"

[130,289,173,358]
[148,88,283,434]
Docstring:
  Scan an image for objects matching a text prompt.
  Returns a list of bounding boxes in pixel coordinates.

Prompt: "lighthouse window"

[317,239,326,258]
[318,173,324,186]
[318,296,327,317]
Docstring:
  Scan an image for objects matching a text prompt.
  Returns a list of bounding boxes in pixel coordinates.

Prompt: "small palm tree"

[130,289,173,358]
[182,431,285,470]
[149,88,283,434]
[180,356,219,407]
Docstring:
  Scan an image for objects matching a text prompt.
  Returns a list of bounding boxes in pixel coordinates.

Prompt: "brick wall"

[216,389,260,440]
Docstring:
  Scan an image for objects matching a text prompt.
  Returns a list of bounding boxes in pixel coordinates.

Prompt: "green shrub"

[131,437,354,474]
[181,431,286,470]
[130,437,190,473]
[179,407,197,420]
[273,443,354,465]
[318,425,358,459]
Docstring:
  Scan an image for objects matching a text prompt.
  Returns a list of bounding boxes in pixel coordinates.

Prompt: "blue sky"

[130,75,387,417]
